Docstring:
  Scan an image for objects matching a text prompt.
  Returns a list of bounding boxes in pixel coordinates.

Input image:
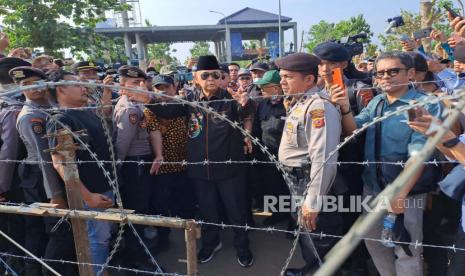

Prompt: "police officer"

[276,53,343,276]
[46,69,115,275]
[0,57,30,274]
[72,61,115,110]
[114,65,164,269]
[10,66,76,275]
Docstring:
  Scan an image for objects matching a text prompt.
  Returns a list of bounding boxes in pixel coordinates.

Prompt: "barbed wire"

[0,255,18,276]
[0,252,184,276]
[89,89,128,276]
[2,201,463,253]
[279,88,465,274]
[0,158,462,166]
[1,77,464,110]
[1,81,465,275]
[0,90,130,275]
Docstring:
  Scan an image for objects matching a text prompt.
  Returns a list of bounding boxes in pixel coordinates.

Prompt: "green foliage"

[305,15,373,53]
[189,41,211,58]
[243,40,261,49]
[0,0,129,56]
[146,43,178,70]
[365,43,379,57]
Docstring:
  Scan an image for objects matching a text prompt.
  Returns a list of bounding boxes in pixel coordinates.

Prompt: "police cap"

[275,53,321,72]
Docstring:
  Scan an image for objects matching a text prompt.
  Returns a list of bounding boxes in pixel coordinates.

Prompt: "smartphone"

[331,68,345,90]
[445,4,462,19]
[413,27,433,40]
[408,109,417,121]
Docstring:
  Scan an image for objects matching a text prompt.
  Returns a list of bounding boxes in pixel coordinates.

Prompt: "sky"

[137,0,421,62]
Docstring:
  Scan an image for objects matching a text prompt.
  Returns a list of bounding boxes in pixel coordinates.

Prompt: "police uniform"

[0,58,31,274]
[276,53,343,275]
[114,65,158,265]
[9,66,77,275]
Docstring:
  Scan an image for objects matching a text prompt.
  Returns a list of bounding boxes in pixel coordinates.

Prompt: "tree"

[305,15,373,53]
[147,42,178,70]
[0,0,129,56]
[189,41,211,58]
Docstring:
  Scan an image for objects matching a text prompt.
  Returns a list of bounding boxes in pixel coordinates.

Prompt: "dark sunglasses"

[200,71,221,80]
[238,76,251,81]
[374,68,407,79]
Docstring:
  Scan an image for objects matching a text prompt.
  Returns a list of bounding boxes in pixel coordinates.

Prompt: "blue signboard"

[231,32,244,58]
[267,32,280,59]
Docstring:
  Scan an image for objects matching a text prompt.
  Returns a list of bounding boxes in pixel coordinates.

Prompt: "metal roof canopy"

[217,7,292,24]
[95,22,296,44]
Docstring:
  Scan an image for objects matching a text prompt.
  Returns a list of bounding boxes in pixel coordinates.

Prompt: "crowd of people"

[2,8,465,276]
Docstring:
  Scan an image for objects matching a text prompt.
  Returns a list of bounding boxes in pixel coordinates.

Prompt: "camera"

[334,33,368,58]
[385,16,405,34]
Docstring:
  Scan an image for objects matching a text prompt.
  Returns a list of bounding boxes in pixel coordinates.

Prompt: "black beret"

[196,55,220,71]
[250,62,270,72]
[72,60,100,73]
[454,42,465,63]
[118,65,147,80]
[9,66,46,83]
[0,57,31,85]
[275,53,321,72]
[153,74,175,87]
[313,41,350,62]
[407,52,428,72]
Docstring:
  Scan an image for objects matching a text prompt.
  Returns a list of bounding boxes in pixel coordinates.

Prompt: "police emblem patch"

[312,118,325,128]
[129,113,138,125]
[13,70,25,79]
[31,121,44,134]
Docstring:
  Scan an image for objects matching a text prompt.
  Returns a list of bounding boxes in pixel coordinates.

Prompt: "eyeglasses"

[238,76,251,81]
[374,68,408,79]
[200,71,221,80]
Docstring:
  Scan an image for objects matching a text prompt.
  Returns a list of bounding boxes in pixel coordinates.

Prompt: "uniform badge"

[312,118,325,128]
[129,113,138,125]
[310,109,325,129]
[30,118,44,135]
[293,107,303,115]
[188,112,203,138]
[13,70,25,79]
[309,109,325,119]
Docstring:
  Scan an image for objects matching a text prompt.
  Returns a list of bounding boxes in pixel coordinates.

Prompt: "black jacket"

[148,88,255,180]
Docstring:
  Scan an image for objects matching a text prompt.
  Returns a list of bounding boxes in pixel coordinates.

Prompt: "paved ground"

[156,218,307,276]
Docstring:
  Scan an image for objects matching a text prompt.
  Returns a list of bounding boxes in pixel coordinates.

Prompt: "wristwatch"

[442,137,461,148]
